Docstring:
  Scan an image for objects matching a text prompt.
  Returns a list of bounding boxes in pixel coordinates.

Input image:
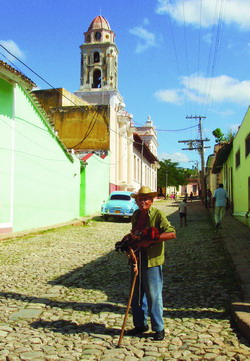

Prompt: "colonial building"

[205,109,250,219]
[35,15,159,193]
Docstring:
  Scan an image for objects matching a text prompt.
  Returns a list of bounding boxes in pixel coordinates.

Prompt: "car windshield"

[110,195,131,201]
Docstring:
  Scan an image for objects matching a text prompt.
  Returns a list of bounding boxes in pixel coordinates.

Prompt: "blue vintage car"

[101,191,138,221]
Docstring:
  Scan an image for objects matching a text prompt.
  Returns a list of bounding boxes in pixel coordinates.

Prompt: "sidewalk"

[204,201,250,341]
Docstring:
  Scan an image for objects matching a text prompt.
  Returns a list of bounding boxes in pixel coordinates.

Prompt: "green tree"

[212,128,225,143]
[212,127,236,143]
[157,159,192,190]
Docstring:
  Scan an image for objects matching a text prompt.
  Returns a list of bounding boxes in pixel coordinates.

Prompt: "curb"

[231,302,250,341]
[0,213,100,242]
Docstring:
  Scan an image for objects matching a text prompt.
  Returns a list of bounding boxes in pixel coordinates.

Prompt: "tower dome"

[78,15,118,94]
[88,15,111,31]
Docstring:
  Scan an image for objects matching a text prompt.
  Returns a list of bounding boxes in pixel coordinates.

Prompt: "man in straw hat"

[125,186,176,341]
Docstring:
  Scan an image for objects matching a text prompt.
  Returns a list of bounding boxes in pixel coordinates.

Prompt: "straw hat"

[131,186,158,199]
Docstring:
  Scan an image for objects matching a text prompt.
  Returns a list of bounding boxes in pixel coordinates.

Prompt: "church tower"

[75,15,119,104]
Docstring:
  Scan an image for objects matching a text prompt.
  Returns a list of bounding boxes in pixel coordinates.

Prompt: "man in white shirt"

[213,183,229,229]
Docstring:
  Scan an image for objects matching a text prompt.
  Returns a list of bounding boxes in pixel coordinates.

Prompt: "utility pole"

[178,116,210,207]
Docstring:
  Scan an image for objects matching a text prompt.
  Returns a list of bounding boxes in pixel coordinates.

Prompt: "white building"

[75,15,159,192]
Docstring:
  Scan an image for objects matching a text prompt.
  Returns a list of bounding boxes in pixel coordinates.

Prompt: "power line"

[132,119,198,132]
[0,146,69,162]
[156,124,198,132]
[196,0,203,98]
[181,0,192,115]
[0,45,143,148]
[200,0,226,116]
[206,0,226,116]
[179,115,210,205]
[0,45,198,153]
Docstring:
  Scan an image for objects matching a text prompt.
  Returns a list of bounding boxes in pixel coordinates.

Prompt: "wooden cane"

[117,247,138,347]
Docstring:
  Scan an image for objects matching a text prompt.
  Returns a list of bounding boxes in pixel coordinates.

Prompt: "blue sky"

[1,0,250,169]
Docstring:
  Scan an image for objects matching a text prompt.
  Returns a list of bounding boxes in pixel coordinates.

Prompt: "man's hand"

[126,247,138,274]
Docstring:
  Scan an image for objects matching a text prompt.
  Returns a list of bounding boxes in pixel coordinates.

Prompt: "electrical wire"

[200,0,226,116]
[132,120,198,132]
[0,115,70,158]
[0,45,200,151]
[69,110,99,149]
[0,51,25,75]
[181,0,192,115]
[1,45,115,151]
[0,146,69,162]
[165,0,188,116]
[206,0,226,117]
[196,0,203,100]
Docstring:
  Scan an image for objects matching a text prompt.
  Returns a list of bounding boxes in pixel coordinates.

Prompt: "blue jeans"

[131,253,164,332]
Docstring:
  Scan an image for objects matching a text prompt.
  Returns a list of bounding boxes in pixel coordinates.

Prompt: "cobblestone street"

[0,200,250,361]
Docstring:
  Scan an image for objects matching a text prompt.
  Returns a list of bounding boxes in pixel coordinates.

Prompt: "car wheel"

[103,215,109,221]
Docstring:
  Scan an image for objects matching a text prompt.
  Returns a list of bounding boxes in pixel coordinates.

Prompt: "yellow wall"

[51,106,110,150]
[34,88,88,112]
[33,89,110,150]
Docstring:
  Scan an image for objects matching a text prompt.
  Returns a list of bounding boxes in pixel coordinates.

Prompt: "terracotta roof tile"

[0,60,36,88]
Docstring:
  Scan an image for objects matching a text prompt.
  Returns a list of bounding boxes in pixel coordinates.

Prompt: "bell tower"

[75,15,119,104]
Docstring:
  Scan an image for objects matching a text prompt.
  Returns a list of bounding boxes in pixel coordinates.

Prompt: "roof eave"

[212,142,233,174]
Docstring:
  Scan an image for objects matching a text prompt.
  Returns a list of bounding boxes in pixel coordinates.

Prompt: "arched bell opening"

[92,69,102,88]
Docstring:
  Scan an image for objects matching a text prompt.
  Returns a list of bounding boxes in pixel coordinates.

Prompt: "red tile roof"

[0,60,36,88]
[88,15,111,31]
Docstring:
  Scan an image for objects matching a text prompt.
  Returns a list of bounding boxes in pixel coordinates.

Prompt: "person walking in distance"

[213,183,229,229]
[179,198,187,226]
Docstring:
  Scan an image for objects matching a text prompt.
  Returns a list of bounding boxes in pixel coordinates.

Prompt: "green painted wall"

[1,78,81,233]
[224,107,250,214]
[80,153,109,216]
[0,79,13,227]
[232,108,250,214]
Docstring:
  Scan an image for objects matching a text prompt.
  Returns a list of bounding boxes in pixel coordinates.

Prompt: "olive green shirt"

[131,207,175,267]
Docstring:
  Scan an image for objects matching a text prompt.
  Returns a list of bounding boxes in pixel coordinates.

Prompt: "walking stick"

[117,247,138,348]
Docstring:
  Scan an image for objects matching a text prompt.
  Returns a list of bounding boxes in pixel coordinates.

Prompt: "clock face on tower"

[95,32,101,40]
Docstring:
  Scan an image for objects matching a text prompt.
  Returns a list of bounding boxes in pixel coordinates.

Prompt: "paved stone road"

[0,200,250,361]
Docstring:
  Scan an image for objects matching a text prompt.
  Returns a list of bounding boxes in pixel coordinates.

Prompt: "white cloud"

[155,89,184,104]
[188,75,250,104]
[156,0,250,30]
[0,40,26,63]
[159,151,189,163]
[129,21,159,53]
[212,108,235,117]
[155,74,250,106]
